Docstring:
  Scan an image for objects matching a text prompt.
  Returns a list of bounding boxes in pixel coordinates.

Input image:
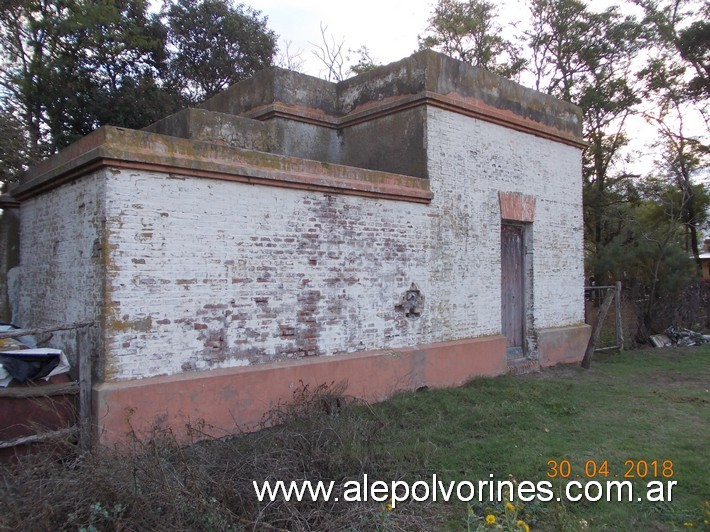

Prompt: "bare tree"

[275,39,306,72]
[310,22,346,81]
[309,23,380,81]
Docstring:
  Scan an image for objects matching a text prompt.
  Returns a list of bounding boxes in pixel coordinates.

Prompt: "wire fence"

[585,284,623,352]
[585,280,710,349]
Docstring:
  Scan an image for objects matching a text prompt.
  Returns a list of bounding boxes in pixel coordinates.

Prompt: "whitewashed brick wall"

[16,108,583,381]
[103,171,434,379]
[17,172,106,359]
[426,108,585,331]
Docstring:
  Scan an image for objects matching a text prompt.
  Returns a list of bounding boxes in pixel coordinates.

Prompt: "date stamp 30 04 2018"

[546,459,675,479]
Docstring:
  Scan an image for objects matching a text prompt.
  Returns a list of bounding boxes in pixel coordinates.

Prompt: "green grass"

[365,346,709,530]
[1,346,707,531]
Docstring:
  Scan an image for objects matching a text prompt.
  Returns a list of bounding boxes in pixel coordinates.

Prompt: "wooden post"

[615,281,624,351]
[0,320,94,339]
[76,325,92,452]
[581,287,615,369]
[0,426,79,450]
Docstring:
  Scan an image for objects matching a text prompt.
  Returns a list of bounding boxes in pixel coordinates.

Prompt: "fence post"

[615,281,624,351]
[76,325,92,452]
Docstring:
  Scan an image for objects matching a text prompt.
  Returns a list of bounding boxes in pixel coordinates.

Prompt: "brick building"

[6,51,590,445]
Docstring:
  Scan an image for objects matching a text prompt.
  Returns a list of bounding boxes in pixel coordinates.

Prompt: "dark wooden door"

[501,224,525,357]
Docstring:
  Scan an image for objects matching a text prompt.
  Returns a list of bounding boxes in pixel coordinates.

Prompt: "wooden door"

[501,224,525,357]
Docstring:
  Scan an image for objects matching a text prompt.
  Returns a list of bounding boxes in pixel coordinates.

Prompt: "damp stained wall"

[11,51,586,383]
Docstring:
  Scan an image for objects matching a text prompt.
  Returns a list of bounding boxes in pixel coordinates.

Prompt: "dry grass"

[0,381,432,531]
[1,348,707,531]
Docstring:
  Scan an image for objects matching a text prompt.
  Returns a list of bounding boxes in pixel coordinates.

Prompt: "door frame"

[501,222,530,358]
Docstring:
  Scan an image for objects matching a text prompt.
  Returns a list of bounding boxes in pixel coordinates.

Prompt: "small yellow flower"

[386,500,394,511]
[506,501,516,511]
[486,514,496,525]
[683,522,694,528]
[517,519,530,531]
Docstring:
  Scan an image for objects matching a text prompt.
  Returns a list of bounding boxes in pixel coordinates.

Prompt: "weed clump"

[0,381,431,531]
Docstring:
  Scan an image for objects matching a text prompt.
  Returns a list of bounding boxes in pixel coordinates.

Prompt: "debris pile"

[650,327,710,348]
[0,323,70,387]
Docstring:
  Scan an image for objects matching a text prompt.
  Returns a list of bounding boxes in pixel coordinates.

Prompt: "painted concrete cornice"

[13,51,585,202]
[12,126,433,204]
[242,91,587,149]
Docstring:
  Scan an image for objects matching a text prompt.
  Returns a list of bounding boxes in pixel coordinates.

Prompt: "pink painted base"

[93,326,590,447]
[94,336,507,446]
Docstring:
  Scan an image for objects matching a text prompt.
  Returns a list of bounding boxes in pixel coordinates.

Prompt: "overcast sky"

[255,0,529,77]
[254,0,625,78]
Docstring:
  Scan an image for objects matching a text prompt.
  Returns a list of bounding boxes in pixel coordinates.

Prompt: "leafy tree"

[527,0,640,100]
[646,107,709,264]
[595,175,708,338]
[163,0,277,101]
[0,105,28,189]
[0,0,280,191]
[677,16,710,98]
[52,0,184,148]
[348,46,380,76]
[634,0,709,101]
[526,0,643,281]
[0,0,185,155]
[634,0,709,262]
[86,73,187,130]
[0,0,72,158]
[418,0,524,79]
